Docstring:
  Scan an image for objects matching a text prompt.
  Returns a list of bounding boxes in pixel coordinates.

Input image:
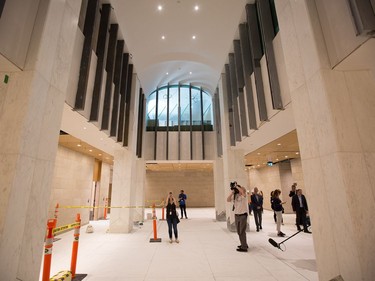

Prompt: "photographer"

[227,182,249,252]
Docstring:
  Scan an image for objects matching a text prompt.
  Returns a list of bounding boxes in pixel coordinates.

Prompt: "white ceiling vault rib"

[111,0,248,95]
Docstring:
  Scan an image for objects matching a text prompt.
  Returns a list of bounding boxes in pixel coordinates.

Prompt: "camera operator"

[227,182,249,252]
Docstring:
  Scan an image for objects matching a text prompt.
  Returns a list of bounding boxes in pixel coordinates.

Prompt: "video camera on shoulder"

[230,181,239,194]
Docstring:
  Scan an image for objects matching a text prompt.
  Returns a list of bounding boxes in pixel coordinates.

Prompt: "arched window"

[146,85,213,131]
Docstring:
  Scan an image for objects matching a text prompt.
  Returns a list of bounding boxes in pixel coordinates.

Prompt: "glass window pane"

[157,88,167,127]
[169,86,179,128]
[191,88,202,126]
[180,86,190,126]
[202,92,213,126]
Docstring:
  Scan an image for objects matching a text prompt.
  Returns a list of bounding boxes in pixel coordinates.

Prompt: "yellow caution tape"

[50,270,71,281]
[53,222,80,235]
[59,203,164,209]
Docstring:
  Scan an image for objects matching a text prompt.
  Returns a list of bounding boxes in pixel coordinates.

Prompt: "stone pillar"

[276,1,375,280]
[133,159,145,222]
[109,149,135,233]
[0,1,81,280]
[213,159,226,221]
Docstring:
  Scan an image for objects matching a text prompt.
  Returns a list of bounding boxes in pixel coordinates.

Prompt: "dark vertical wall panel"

[225,64,236,146]
[117,53,129,142]
[0,0,6,18]
[229,53,242,142]
[178,84,181,160]
[90,4,111,121]
[110,40,124,137]
[234,40,249,137]
[123,64,133,147]
[166,85,170,160]
[200,88,205,160]
[136,90,144,158]
[214,89,223,157]
[239,23,257,130]
[189,84,193,160]
[246,4,268,121]
[257,0,283,110]
[153,87,159,159]
[74,0,98,110]
[101,24,118,130]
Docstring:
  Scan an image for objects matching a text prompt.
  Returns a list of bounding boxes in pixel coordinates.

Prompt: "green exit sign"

[4,74,9,84]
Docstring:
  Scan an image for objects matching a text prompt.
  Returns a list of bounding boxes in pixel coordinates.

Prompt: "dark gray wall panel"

[229,53,242,141]
[101,24,118,130]
[234,40,249,137]
[123,64,133,147]
[257,0,283,110]
[110,40,124,137]
[90,4,110,121]
[214,89,223,157]
[117,53,129,142]
[136,91,145,157]
[225,64,236,146]
[74,0,98,110]
[239,23,257,130]
[246,4,268,121]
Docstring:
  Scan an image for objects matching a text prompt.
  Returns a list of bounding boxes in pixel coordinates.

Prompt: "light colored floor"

[45,208,318,281]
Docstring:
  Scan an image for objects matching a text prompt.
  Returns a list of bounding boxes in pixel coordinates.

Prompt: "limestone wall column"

[276,0,375,280]
[0,1,82,280]
[213,159,226,221]
[109,149,135,233]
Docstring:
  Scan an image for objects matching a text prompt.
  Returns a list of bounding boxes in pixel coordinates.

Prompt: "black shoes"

[256,227,259,232]
[277,231,286,237]
[237,245,248,249]
[304,230,312,234]
[259,226,262,229]
[236,248,248,252]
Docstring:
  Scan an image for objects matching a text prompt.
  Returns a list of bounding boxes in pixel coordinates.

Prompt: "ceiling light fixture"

[77,144,81,147]
[189,71,192,75]
[157,5,162,11]
[277,143,281,146]
[89,149,92,152]
[192,35,196,39]
[296,152,299,155]
[194,5,199,11]
[166,72,169,75]
[161,35,165,40]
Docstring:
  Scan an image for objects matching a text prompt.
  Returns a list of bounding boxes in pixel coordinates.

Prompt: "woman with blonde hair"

[165,192,180,243]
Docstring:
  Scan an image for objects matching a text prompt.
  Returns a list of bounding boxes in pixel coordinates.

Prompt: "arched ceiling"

[111,0,248,95]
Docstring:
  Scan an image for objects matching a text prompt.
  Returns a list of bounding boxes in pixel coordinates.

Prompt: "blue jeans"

[167,217,178,239]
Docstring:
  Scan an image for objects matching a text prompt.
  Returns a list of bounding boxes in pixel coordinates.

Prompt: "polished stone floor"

[44,208,318,281]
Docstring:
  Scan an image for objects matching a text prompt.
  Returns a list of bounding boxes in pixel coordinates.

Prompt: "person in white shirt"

[227,182,249,252]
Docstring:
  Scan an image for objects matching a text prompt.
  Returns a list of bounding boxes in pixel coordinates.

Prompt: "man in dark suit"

[292,189,311,233]
[251,187,263,232]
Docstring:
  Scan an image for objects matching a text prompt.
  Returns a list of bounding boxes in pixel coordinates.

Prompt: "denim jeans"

[167,217,178,239]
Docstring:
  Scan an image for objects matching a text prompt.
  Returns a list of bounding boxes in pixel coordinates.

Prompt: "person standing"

[292,189,311,233]
[178,190,188,219]
[273,189,286,237]
[166,192,180,243]
[251,187,263,232]
[227,183,249,252]
[289,182,297,197]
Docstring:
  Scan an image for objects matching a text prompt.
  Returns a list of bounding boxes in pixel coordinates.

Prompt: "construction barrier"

[50,270,71,281]
[70,214,81,278]
[149,203,161,242]
[42,219,55,281]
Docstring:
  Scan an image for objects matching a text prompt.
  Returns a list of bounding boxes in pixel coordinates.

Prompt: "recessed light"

[77,144,81,147]
[285,155,288,158]
[277,143,281,146]
[166,72,169,75]
[83,127,86,130]
[161,35,165,40]
[89,149,92,152]
[296,152,299,155]
[194,5,199,11]
[192,35,196,39]
[99,154,102,156]
[189,71,192,75]
[157,5,162,11]
[276,158,279,161]
[257,152,260,155]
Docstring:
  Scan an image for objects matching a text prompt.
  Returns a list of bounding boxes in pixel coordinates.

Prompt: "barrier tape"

[53,222,80,235]
[59,203,164,209]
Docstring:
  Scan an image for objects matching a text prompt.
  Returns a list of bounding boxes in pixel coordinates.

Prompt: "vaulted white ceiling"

[111,0,248,95]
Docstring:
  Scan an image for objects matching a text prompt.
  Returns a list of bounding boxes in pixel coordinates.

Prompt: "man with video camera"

[227,181,249,252]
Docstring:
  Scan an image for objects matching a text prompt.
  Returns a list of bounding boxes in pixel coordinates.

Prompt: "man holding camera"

[227,182,249,252]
